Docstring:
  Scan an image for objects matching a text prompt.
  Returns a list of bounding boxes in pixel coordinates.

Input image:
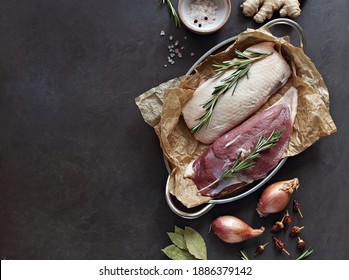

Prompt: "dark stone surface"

[0,0,348,260]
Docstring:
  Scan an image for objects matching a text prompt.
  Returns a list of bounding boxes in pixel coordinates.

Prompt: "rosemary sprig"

[239,250,249,260]
[213,50,272,76]
[191,50,271,134]
[222,127,284,178]
[161,0,181,27]
[296,246,314,260]
[198,127,284,193]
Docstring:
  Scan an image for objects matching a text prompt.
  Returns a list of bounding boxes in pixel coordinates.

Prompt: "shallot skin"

[257,178,300,217]
[211,216,265,244]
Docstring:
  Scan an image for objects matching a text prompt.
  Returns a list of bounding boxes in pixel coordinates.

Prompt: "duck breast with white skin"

[182,42,291,144]
[185,87,298,198]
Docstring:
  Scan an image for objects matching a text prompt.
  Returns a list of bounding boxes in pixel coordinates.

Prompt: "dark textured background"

[0,0,348,260]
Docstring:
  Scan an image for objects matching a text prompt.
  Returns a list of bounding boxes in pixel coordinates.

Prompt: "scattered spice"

[161,35,195,67]
[254,242,269,256]
[297,237,306,252]
[234,195,311,259]
[273,236,290,255]
[283,210,292,230]
[271,220,284,233]
[270,210,292,232]
[189,0,217,28]
[289,226,304,237]
[270,212,287,232]
[293,199,303,218]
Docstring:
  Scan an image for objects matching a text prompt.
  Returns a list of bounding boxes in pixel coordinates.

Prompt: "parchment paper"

[135,27,337,208]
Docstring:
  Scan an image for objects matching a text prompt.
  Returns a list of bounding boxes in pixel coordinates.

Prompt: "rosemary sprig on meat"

[221,127,284,178]
[198,127,284,193]
[161,0,181,27]
[191,50,271,134]
[213,50,271,76]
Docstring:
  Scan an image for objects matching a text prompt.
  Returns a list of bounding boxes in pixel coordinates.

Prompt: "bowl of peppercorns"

[178,0,231,35]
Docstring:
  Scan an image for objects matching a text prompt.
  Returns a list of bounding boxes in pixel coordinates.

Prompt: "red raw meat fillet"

[186,87,298,198]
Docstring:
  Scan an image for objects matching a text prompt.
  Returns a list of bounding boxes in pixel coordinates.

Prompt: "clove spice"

[283,210,292,230]
[293,199,303,218]
[297,237,306,252]
[270,221,284,232]
[254,242,269,256]
[289,226,305,237]
[270,215,284,232]
[272,236,290,255]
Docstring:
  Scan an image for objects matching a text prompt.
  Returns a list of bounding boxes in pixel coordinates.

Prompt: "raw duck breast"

[182,42,291,144]
[185,87,298,198]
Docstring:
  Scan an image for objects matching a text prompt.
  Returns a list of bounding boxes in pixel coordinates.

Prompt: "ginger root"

[241,0,301,23]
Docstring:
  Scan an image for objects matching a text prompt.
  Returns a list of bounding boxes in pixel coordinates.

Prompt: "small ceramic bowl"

[178,0,231,35]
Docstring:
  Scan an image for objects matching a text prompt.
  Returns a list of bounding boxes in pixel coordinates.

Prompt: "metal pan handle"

[165,176,215,219]
[264,18,306,50]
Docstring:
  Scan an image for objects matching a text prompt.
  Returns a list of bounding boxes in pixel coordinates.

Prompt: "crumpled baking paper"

[135,27,337,208]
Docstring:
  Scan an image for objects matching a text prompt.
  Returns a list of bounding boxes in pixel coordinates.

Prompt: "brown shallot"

[256,178,300,217]
[211,216,265,244]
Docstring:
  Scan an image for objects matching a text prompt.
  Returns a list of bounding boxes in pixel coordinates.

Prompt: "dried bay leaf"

[162,245,196,260]
[167,232,187,250]
[184,226,207,260]
[174,226,184,235]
